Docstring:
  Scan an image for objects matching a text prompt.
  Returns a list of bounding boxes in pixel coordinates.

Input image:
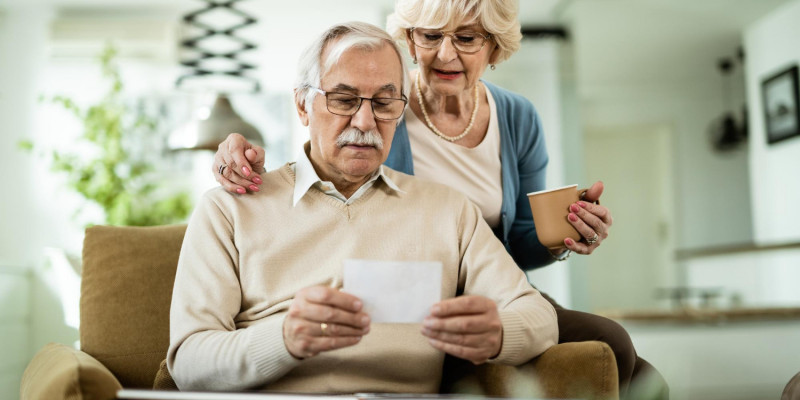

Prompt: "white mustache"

[335,127,384,150]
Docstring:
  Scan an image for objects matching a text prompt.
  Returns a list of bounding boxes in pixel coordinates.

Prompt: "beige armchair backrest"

[80,224,187,388]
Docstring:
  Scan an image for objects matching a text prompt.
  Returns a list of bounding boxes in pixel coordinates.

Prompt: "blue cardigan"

[385,80,553,270]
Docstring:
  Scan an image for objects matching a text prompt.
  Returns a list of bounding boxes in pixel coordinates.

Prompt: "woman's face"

[407,21,498,97]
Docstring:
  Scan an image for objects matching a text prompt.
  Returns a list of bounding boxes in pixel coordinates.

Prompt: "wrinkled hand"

[283,286,370,359]
[564,180,613,255]
[213,133,266,194]
[421,296,502,365]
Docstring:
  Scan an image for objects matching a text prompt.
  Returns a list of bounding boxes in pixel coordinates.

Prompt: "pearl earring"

[413,58,418,64]
[490,64,496,70]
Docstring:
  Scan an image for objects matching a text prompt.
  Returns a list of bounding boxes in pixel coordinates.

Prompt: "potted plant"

[19,45,192,226]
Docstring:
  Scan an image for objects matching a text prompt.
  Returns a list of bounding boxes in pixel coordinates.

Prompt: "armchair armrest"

[529,341,619,399]
[21,343,122,400]
[441,341,618,399]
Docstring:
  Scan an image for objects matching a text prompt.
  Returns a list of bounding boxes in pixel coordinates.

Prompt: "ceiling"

[554,0,794,87]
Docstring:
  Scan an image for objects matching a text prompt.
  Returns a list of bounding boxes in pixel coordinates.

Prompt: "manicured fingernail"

[423,319,433,328]
[570,204,580,213]
[568,213,578,222]
[249,185,259,192]
[353,300,362,310]
[236,188,246,194]
[253,176,262,184]
[361,316,370,325]
[565,238,575,246]
[242,166,251,176]
[578,201,588,208]
[431,305,440,314]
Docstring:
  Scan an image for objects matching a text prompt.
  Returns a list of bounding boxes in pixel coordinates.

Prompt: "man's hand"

[283,286,370,359]
[213,133,266,194]
[421,295,502,365]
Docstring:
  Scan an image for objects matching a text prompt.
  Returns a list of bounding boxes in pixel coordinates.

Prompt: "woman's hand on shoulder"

[563,181,613,255]
[213,133,266,194]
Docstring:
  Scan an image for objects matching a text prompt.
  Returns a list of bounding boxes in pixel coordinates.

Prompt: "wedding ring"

[218,164,227,175]
[320,322,329,336]
[586,233,599,245]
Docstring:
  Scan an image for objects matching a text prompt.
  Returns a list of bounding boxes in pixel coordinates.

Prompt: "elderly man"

[167,21,557,393]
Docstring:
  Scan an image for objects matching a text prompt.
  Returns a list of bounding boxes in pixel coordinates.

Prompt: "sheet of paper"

[343,259,442,323]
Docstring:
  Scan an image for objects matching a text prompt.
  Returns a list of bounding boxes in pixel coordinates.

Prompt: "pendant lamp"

[168,0,263,151]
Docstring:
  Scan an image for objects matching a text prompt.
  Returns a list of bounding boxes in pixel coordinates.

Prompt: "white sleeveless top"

[405,85,503,228]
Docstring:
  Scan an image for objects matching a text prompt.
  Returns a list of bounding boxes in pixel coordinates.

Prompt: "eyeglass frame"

[308,86,408,121]
[408,27,493,54]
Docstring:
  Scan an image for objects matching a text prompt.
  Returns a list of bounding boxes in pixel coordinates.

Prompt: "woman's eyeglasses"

[409,28,492,54]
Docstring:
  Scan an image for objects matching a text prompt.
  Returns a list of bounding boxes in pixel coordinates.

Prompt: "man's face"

[297,42,403,185]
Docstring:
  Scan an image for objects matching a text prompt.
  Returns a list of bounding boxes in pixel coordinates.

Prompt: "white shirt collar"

[292,142,404,206]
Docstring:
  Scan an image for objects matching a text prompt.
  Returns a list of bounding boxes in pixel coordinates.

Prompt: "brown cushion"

[79,224,187,388]
[152,359,178,390]
[20,342,122,400]
[530,341,619,400]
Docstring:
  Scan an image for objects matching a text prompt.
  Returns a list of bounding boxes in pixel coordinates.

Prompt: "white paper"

[343,259,442,323]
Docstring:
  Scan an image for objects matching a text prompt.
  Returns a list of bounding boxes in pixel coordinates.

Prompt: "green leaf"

[17,140,34,151]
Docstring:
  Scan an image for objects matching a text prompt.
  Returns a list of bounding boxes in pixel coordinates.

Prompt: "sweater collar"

[293,142,404,206]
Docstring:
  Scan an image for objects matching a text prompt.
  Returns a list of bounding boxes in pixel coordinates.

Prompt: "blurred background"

[1,0,800,399]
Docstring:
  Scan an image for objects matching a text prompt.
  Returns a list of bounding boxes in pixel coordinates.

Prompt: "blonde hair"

[386,0,521,64]
[295,21,410,116]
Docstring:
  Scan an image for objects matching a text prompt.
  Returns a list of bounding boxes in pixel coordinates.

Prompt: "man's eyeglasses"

[310,87,407,121]
[409,28,493,54]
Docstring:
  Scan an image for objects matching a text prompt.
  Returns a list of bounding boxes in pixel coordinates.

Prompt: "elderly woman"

[211,0,665,397]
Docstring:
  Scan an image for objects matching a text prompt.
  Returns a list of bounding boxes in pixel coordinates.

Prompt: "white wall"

[567,1,755,253]
[0,5,59,269]
[0,266,30,400]
[744,0,800,245]
[485,39,575,307]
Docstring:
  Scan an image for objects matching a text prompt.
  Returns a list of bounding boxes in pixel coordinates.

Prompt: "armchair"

[21,225,619,400]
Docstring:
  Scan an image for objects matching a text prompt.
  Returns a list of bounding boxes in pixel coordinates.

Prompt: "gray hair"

[386,0,522,64]
[295,21,410,117]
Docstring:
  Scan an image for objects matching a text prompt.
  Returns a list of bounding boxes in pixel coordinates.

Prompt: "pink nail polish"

[570,204,580,213]
[242,166,251,177]
[569,213,578,222]
[578,201,588,208]
[236,188,246,194]
[565,238,574,246]
[253,176,262,184]
[249,185,259,192]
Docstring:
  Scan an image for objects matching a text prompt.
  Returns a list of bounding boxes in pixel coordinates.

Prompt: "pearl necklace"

[415,72,479,142]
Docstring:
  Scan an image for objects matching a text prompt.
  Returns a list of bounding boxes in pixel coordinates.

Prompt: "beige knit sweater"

[168,163,558,393]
